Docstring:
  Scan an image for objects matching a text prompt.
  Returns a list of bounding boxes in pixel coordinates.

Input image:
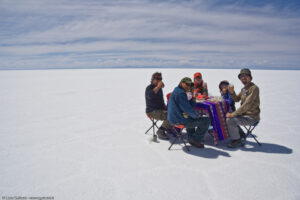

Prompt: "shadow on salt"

[182,147,231,159]
[206,140,293,154]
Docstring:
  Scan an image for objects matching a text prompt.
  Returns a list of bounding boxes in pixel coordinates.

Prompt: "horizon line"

[0,66,300,71]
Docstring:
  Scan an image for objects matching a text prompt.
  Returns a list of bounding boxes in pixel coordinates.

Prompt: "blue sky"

[0,0,300,70]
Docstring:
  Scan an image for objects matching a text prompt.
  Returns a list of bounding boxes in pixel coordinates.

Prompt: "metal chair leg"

[248,132,262,146]
[145,119,159,134]
[179,134,190,151]
[168,127,190,151]
[242,121,261,146]
[168,137,178,150]
[145,126,153,134]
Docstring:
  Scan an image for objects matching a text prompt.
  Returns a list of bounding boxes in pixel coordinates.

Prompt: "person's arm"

[176,92,199,119]
[227,91,234,105]
[202,82,208,97]
[231,86,259,117]
[190,99,196,107]
[193,88,200,97]
[146,86,155,100]
[228,85,241,102]
[226,91,237,117]
[153,81,164,94]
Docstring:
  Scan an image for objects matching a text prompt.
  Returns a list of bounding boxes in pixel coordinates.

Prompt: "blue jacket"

[221,91,236,112]
[167,85,199,125]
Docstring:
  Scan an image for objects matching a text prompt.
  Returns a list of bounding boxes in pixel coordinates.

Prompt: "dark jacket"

[145,84,166,113]
[221,91,236,112]
[167,85,199,125]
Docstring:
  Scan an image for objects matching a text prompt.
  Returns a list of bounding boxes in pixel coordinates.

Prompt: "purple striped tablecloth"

[194,100,230,143]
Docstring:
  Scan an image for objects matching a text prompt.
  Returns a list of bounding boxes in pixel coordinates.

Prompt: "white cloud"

[0,0,300,69]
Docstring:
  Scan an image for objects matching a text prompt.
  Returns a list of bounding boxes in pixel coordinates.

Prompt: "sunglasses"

[155,77,162,81]
[185,82,194,87]
[240,74,249,78]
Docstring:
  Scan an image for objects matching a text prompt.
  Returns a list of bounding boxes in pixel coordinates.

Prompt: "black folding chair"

[168,125,190,152]
[240,120,261,146]
[145,115,160,141]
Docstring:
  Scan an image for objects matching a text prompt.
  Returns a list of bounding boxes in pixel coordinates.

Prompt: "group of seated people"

[145,68,260,148]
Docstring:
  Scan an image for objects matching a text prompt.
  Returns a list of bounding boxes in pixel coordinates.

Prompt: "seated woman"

[193,72,208,99]
[219,80,236,112]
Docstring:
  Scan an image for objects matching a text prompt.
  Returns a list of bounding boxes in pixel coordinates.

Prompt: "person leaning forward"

[226,68,260,148]
[167,77,210,148]
[145,72,172,140]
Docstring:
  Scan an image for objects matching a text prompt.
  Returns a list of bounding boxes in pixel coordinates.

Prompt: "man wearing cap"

[193,72,208,98]
[226,68,260,148]
[145,72,172,140]
[167,77,210,148]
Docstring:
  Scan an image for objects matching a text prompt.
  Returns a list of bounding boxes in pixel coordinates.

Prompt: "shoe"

[166,127,177,137]
[227,139,243,148]
[188,140,204,148]
[157,128,169,140]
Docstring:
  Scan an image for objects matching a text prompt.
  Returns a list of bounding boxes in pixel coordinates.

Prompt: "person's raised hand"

[228,85,235,94]
[157,81,164,88]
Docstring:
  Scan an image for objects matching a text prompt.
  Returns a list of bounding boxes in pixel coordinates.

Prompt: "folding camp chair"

[168,125,190,152]
[240,120,261,146]
[145,114,160,141]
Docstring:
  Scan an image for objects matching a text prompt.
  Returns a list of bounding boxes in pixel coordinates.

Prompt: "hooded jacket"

[167,85,199,125]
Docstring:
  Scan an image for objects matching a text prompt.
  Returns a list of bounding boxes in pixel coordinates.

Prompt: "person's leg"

[226,117,240,140]
[227,116,258,140]
[148,110,170,139]
[186,127,196,141]
[226,116,258,148]
[148,110,171,129]
[194,117,210,142]
[185,117,210,142]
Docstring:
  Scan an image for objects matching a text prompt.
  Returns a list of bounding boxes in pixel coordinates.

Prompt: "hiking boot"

[166,127,177,137]
[188,140,204,148]
[157,128,169,140]
[227,139,243,148]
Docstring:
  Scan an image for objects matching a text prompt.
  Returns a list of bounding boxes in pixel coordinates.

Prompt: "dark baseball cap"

[181,77,193,86]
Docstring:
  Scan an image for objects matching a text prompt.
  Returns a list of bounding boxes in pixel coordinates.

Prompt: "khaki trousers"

[147,110,171,129]
[226,116,259,140]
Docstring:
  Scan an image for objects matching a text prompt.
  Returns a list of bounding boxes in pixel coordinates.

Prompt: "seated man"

[226,68,260,148]
[145,72,172,140]
[193,72,208,98]
[167,77,210,148]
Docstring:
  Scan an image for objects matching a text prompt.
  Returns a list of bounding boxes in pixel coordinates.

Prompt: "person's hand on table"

[226,112,233,118]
